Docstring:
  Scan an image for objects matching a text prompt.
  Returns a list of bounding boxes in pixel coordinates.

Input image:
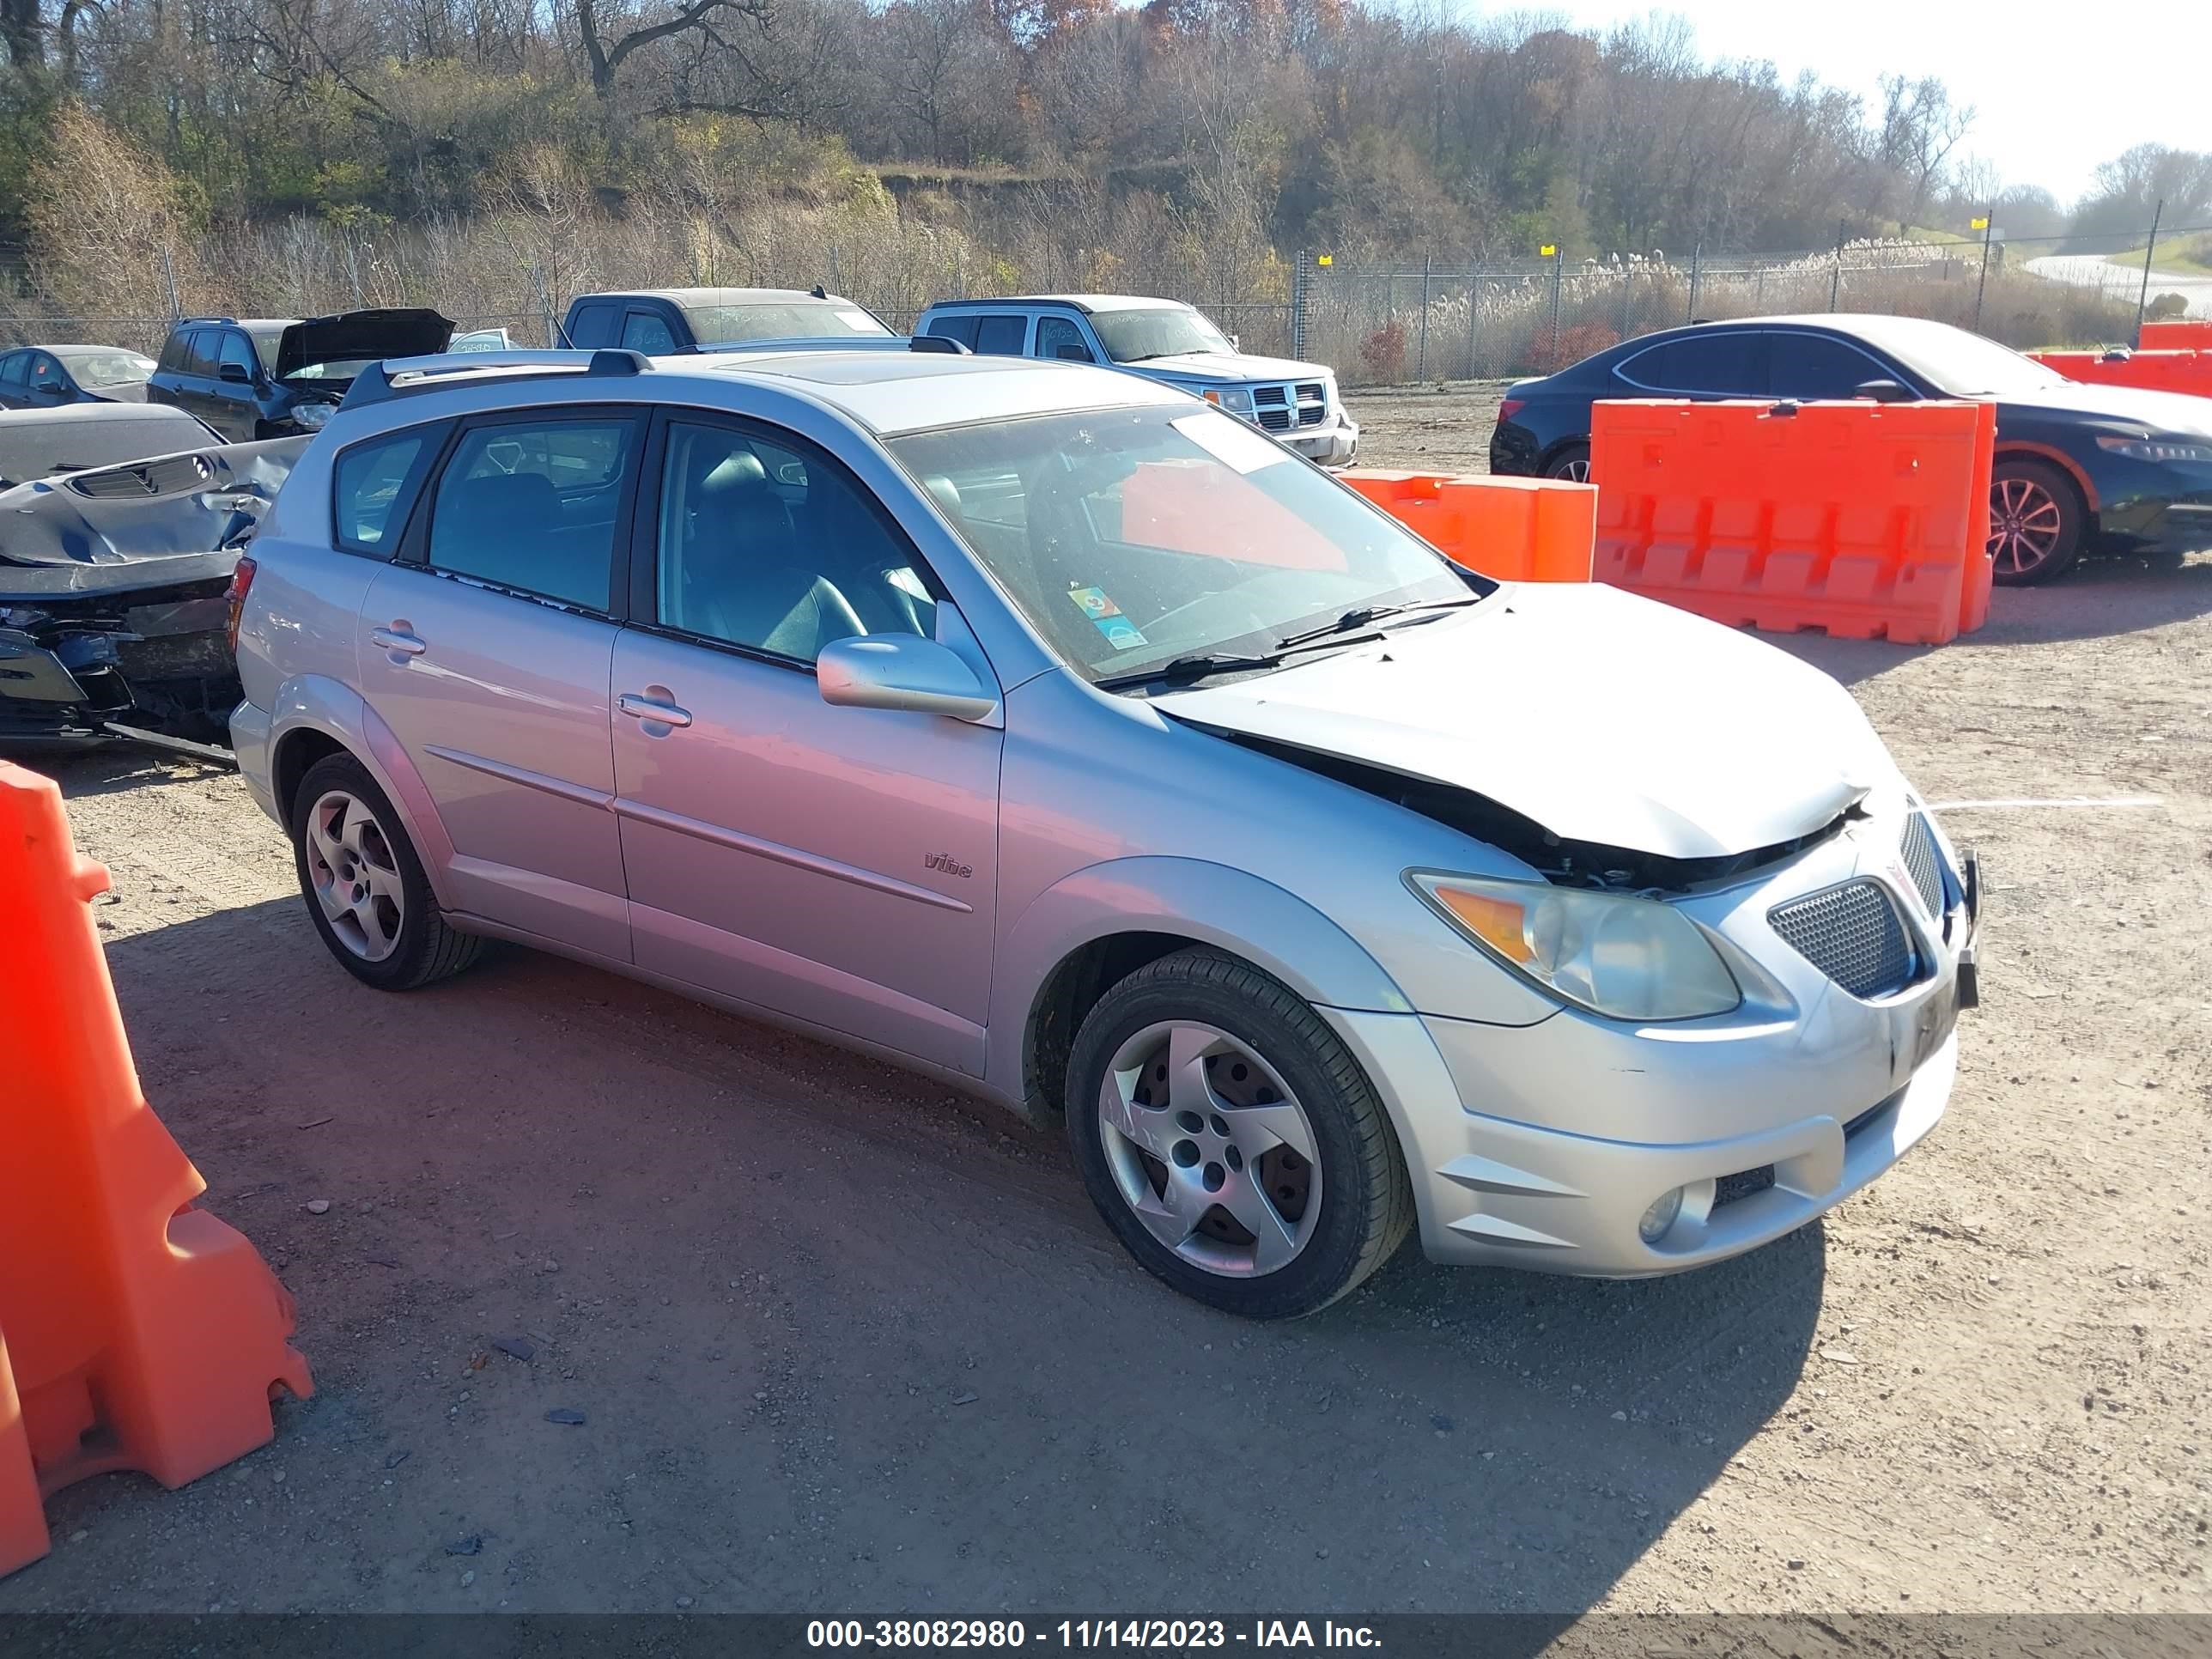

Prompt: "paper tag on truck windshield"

[1173,411,1290,475]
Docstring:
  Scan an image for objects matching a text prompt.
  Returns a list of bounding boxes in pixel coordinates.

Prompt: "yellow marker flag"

[1540,244,1557,258]
[1316,253,1334,267]
[1970,216,1990,230]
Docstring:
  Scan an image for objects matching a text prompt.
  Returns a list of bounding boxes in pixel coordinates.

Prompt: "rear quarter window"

[332,426,441,556]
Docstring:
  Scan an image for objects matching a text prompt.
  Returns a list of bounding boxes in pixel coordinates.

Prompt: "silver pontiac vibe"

[230,343,1979,1318]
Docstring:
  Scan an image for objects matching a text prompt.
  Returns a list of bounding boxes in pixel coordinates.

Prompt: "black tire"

[1543,441,1591,483]
[289,752,483,991]
[1065,949,1413,1319]
[1989,457,2085,586]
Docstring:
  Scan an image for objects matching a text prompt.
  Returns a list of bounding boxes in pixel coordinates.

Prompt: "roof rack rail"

[341,348,648,410]
[176,315,239,326]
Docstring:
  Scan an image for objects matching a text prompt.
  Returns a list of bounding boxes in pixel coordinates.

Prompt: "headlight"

[1202,386,1255,413]
[1407,872,1741,1022]
[2095,434,2212,464]
[290,402,332,431]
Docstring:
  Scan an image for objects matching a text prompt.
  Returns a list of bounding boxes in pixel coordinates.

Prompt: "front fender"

[266,674,459,912]
[983,854,1419,1106]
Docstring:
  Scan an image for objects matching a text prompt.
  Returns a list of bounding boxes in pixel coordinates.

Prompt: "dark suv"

[149,310,452,442]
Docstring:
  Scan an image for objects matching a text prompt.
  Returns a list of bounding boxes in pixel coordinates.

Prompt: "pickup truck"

[915,294,1358,465]
[560,287,895,355]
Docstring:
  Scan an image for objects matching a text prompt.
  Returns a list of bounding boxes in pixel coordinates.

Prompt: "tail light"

[224,555,258,655]
[1497,398,1526,423]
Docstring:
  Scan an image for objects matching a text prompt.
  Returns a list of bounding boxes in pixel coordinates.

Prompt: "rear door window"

[423,415,639,611]
[924,313,981,351]
[181,331,218,378]
[566,301,619,348]
[1618,332,1768,395]
[1768,332,1902,399]
[973,314,1029,356]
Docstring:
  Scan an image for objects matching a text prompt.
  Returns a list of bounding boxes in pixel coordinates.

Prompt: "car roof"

[0,401,200,425]
[693,349,1182,435]
[7,343,149,356]
[923,295,1188,315]
[578,288,850,307]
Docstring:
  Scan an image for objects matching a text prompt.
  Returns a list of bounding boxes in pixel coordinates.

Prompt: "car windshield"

[1090,307,1235,364]
[59,349,155,387]
[0,410,206,486]
[249,330,286,374]
[682,301,891,344]
[1878,321,2070,396]
[884,404,1478,686]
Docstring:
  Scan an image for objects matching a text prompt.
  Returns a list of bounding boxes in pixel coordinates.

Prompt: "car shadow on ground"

[12,877,1827,1626]
[1770,547,2212,688]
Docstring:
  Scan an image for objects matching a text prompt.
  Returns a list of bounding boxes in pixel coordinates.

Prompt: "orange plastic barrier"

[2028,348,2212,398]
[2139,319,2212,349]
[1589,398,1996,646]
[1337,471,1596,581]
[0,762,311,1581]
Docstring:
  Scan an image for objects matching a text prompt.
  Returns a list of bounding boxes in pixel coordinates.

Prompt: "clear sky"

[1522,0,2209,207]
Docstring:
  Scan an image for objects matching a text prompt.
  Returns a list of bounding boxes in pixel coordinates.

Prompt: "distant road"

[2025,252,2212,318]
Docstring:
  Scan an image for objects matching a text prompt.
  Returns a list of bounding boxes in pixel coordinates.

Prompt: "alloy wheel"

[1989,475,2064,577]
[303,789,405,962]
[1097,1021,1324,1278]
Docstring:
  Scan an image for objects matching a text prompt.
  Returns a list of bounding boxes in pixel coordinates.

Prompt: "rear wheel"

[1066,949,1413,1319]
[1543,442,1591,483]
[289,752,483,990]
[1988,458,2084,585]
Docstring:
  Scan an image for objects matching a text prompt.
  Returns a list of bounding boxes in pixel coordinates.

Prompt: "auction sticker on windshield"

[1069,586,1149,649]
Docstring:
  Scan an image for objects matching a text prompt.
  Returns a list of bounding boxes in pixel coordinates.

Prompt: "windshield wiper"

[1273,597,1480,651]
[1095,651,1283,691]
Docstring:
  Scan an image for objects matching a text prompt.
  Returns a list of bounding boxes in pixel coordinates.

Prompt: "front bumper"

[1285,415,1358,467]
[1326,799,1980,1277]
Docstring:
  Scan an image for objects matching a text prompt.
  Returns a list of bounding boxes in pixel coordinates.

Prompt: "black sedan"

[1490,313,2212,583]
[0,343,158,409]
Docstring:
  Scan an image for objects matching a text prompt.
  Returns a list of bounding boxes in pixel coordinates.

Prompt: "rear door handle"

[370,624,426,658]
[618,692,692,729]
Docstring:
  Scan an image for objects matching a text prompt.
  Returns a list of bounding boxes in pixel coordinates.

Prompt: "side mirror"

[1229,334,1242,351]
[219,361,254,385]
[1853,379,1913,404]
[817,634,998,722]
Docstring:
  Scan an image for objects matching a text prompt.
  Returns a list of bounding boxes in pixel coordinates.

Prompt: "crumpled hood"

[1158,583,1898,860]
[1137,351,1333,387]
[276,308,453,380]
[0,436,307,568]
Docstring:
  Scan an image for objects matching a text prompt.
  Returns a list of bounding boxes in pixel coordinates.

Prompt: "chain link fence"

[1292,223,2212,386]
[0,221,2199,389]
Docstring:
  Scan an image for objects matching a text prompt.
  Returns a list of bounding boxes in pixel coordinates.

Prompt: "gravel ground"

[1,389,2207,1624]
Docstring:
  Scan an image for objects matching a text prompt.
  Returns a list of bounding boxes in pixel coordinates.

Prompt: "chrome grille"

[1768,880,1917,999]
[1899,811,1946,916]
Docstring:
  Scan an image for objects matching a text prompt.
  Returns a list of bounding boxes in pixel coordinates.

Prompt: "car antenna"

[811,283,828,300]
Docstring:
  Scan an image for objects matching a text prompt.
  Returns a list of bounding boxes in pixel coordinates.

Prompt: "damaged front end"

[0,436,306,749]
[1212,730,1852,895]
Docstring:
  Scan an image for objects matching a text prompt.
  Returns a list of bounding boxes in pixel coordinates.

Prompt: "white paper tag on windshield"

[1172,410,1290,475]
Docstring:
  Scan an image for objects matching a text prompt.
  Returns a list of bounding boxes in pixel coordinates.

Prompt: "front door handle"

[618,691,692,729]
[370,624,426,658]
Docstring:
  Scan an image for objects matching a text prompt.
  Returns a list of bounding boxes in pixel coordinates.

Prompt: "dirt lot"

[2,393,2208,1626]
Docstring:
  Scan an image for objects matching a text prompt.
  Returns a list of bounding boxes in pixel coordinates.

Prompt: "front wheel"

[1543,442,1591,483]
[1066,950,1413,1318]
[1988,458,2085,585]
